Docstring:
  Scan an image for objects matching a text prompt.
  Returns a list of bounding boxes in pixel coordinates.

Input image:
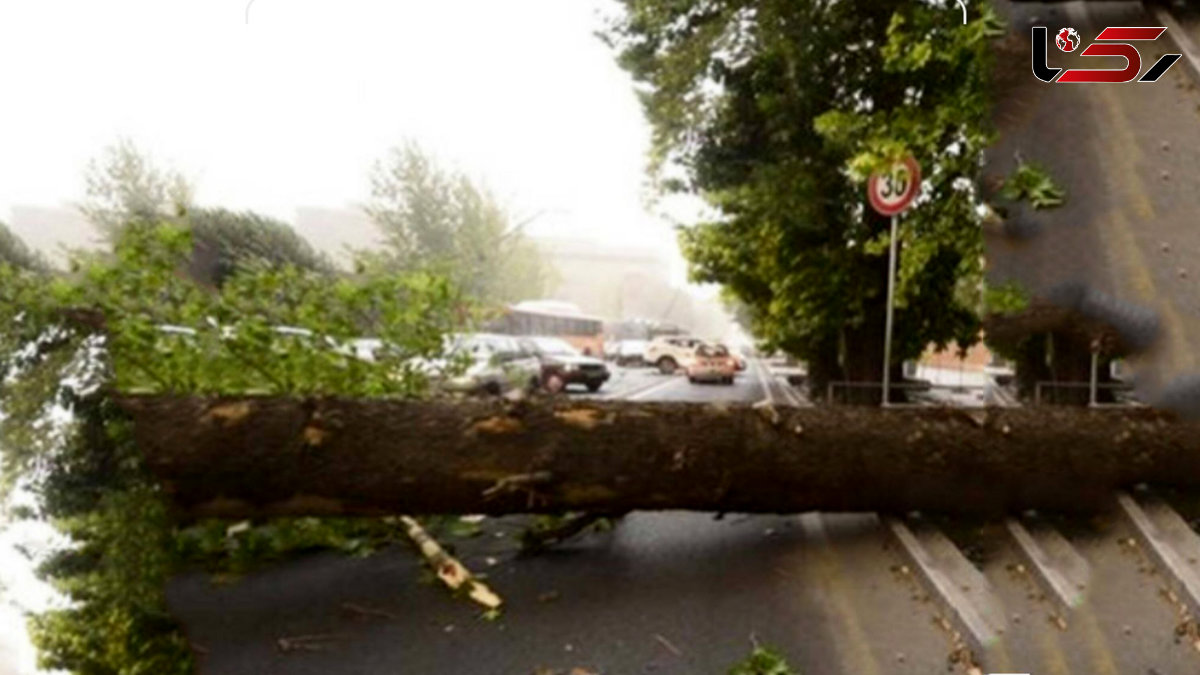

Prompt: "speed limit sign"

[867,156,921,216]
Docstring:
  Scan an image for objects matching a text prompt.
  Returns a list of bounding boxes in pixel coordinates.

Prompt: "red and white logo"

[1032,26,1182,84]
[1056,27,1081,52]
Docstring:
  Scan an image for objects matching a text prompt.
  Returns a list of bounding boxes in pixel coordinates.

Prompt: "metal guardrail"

[825,380,926,404]
[825,380,998,407]
[1032,381,1140,408]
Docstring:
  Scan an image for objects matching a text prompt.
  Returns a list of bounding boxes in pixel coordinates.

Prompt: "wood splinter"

[482,471,553,500]
[399,515,502,610]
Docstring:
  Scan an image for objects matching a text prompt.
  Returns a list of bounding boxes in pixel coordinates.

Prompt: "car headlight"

[448,375,476,389]
[563,363,579,373]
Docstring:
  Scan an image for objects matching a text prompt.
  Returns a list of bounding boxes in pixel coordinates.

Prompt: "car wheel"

[544,373,566,394]
[483,381,502,396]
[657,357,677,375]
[688,376,697,383]
[586,382,602,393]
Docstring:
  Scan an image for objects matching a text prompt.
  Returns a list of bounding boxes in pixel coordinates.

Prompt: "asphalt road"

[593,365,767,404]
[169,513,953,675]
[168,505,1200,675]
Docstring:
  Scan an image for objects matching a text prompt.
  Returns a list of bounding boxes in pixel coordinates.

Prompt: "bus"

[489,300,606,356]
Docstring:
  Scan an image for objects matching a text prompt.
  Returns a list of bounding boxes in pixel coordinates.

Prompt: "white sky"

[0,0,703,282]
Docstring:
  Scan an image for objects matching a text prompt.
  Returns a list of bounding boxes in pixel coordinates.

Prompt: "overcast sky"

[0,0,701,280]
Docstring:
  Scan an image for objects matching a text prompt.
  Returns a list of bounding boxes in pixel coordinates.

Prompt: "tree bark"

[117,395,1200,519]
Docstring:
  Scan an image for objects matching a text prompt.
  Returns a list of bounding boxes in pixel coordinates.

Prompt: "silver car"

[442,333,541,395]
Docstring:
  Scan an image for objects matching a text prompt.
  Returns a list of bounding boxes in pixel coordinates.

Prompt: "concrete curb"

[885,517,1007,665]
[1153,5,1200,85]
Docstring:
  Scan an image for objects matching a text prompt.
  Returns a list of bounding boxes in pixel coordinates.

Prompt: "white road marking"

[754,358,809,407]
[751,358,776,407]
[1115,492,1200,623]
[621,376,683,402]
[1004,517,1090,615]
[885,517,1007,662]
[778,374,806,407]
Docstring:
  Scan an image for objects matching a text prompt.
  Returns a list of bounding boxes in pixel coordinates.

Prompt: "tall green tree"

[365,142,554,305]
[0,220,46,271]
[79,139,328,286]
[186,207,331,287]
[603,1,1001,397]
[79,137,193,238]
[0,223,49,382]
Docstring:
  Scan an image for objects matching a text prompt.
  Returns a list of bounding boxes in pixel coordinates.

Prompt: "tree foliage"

[80,137,192,239]
[728,644,797,675]
[603,0,1003,390]
[1000,160,1065,210]
[0,221,471,673]
[185,207,332,286]
[0,221,46,271]
[365,142,555,305]
[79,139,331,287]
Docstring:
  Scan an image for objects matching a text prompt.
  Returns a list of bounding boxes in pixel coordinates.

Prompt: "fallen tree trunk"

[117,395,1200,518]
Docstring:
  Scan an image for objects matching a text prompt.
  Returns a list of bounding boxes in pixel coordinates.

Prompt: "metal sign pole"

[882,213,898,407]
[1089,348,1099,407]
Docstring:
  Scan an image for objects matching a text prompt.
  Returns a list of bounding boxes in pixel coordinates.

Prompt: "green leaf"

[728,646,798,675]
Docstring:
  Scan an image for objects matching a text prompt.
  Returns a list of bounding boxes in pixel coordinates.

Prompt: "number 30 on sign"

[867,155,921,216]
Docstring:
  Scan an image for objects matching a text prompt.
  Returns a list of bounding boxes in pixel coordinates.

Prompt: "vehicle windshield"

[446,334,498,357]
[527,336,579,356]
[696,344,727,357]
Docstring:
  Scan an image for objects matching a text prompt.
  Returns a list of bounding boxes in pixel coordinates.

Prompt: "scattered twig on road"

[276,634,340,653]
[654,633,683,657]
[340,602,399,621]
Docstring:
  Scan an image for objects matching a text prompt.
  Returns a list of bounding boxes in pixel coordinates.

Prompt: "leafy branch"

[728,644,798,675]
[1000,160,1066,209]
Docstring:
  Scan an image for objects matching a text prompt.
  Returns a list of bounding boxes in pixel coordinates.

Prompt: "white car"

[441,333,541,395]
[611,339,649,366]
[643,336,707,375]
[350,333,540,396]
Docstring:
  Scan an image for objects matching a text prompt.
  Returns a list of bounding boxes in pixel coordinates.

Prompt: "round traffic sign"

[867,156,921,216]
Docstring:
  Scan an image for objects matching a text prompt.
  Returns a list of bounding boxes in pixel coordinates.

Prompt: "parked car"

[643,336,707,374]
[520,336,611,393]
[611,339,649,367]
[442,333,541,395]
[716,343,747,371]
[686,343,738,385]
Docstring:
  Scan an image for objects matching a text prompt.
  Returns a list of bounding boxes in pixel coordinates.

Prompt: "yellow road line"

[1033,622,1072,675]
[1087,84,1195,373]
[1076,605,1122,675]
[797,514,883,675]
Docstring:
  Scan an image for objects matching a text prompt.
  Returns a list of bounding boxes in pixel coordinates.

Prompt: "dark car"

[520,336,611,393]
